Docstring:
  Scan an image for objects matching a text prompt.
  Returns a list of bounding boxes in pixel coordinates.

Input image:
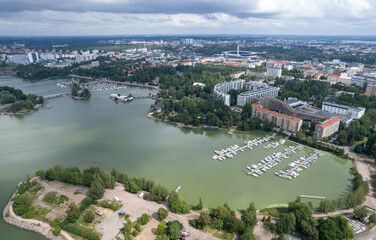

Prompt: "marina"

[244,144,304,177]
[264,139,286,149]
[211,133,276,161]
[57,80,127,92]
[276,151,323,180]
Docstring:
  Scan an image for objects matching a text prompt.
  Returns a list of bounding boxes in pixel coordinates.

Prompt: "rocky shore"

[2,180,73,240]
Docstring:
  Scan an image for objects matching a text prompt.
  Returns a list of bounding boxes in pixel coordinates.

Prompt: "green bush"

[166,220,183,240]
[132,230,139,237]
[63,223,101,240]
[79,197,97,212]
[134,221,141,232]
[51,218,61,227]
[139,213,150,225]
[67,203,81,223]
[53,226,61,236]
[43,192,68,206]
[100,200,122,211]
[83,211,95,223]
[157,223,166,235]
[157,208,168,221]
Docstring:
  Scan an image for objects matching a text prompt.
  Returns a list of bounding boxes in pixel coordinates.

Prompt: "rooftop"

[318,117,341,128]
[252,104,302,122]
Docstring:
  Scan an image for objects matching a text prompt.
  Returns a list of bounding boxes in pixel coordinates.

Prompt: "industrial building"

[251,103,303,132]
[314,117,341,140]
[322,102,365,119]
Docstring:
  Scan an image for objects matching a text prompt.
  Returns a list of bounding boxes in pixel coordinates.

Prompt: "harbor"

[211,133,276,161]
[244,144,304,177]
[275,151,323,180]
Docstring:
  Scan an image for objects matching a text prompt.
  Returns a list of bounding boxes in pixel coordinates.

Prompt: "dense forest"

[0,86,44,113]
[16,64,71,80]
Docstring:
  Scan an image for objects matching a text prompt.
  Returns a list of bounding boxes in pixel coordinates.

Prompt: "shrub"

[157,223,166,235]
[139,213,150,225]
[100,200,122,211]
[51,218,61,227]
[157,208,168,221]
[43,192,68,206]
[134,221,141,232]
[132,230,139,237]
[53,226,61,236]
[79,197,97,212]
[63,223,101,240]
[67,203,81,223]
[83,211,95,223]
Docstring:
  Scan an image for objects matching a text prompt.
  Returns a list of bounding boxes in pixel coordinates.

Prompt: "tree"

[240,202,257,228]
[157,208,169,221]
[149,185,168,203]
[83,210,95,223]
[157,223,166,235]
[13,192,33,216]
[369,213,376,224]
[354,206,368,221]
[166,220,183,240]
[276,213,296,234]
[90,179,105,200]
[168,191,189,214]
[198,211,211,228]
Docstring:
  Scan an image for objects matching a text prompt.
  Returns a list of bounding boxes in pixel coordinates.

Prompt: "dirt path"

[253,215,274,240]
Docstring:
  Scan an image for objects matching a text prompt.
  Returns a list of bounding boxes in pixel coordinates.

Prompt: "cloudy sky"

[0,0,375,36]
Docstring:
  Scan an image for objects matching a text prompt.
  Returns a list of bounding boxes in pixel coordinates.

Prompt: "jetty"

[175,186,182,192]
[212,133,276,161]
[299,195,326,200]
[277,151,323,180]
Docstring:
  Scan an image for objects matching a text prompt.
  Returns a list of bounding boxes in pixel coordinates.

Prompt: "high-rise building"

[366,83,376,97]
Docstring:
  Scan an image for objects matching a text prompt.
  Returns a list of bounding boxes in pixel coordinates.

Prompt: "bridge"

[44,93,66,99]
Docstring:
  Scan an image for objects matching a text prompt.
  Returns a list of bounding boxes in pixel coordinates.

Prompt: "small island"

[71,83,91,100]
[0,86,44,115]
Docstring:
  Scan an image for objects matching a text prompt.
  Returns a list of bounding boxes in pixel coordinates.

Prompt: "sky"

[0,0,375,36]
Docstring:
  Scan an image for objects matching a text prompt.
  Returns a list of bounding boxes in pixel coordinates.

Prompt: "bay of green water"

[0,75,352,240]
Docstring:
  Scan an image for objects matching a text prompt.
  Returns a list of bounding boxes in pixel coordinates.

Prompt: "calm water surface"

[0,75,353,239]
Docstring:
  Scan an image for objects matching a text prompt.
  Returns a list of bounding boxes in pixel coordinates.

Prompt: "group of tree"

[16,64,71,80]
[273,198,354,240]
[189,202,257,240]
[71,83,91,99]
[0,86,44,113]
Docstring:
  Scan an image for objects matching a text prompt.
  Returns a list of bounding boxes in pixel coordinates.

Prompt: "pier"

[175,186,182,192]
[245,144,304,177]
[299,195,326,200]
[211,133,276,161]
[277,151,322,180]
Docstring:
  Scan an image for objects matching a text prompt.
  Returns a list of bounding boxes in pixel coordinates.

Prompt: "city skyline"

[0,0,376,36]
